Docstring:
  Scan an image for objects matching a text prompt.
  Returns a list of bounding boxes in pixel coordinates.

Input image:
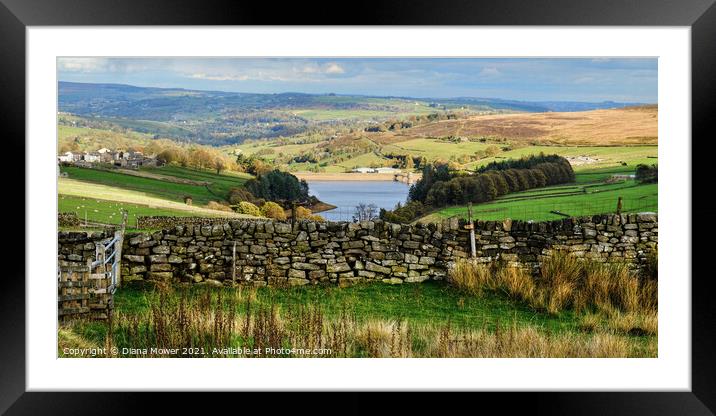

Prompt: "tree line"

[381,154,575,222]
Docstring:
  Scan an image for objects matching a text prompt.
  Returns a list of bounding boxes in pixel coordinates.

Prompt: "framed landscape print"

[3,0,715,413]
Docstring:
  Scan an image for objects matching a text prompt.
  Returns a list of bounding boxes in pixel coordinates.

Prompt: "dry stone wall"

[135,216,241,230]
[116,213,658,287]
[58,212,81,227]
[58,230,117,268]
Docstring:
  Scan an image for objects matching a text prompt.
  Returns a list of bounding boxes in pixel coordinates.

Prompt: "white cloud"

[184,61,346,83]
[188,72,250,81]
[58,58,108,72]
[479,67,501,77]
[325,63,345,74]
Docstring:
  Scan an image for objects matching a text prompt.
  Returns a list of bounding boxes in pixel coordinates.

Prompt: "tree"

[635,164,658,183]
[214,157,226,175]
[245,170,310,203]
[190,148,213,169]
[353,203,378,222]
[404,154,415,170]
[157,148,180,165]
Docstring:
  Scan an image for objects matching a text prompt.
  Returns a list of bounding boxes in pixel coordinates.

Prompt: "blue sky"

[57,57,657,103]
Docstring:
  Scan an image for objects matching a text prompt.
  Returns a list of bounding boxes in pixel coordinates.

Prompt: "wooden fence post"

[467,202,476,259]
[232,240,237,284]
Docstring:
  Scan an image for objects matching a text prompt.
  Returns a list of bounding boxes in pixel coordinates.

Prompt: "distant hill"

[401,106,658,146]
[58,81,649,146]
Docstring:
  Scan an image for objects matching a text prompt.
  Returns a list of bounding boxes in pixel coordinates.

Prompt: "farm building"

[351,167,374,173]
[57,151,77,163]
[374,167,401,174]
[82,152,101,163]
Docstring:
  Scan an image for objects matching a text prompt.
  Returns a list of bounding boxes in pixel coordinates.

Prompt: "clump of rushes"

[448,251,658,335]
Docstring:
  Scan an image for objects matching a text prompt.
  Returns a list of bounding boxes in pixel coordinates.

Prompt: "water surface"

[307,181,410,222]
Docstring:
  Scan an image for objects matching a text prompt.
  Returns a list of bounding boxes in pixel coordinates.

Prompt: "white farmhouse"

[351,167,375,174]
[58,151,75,163]
[82,152,101,163]
[374,167,401,174]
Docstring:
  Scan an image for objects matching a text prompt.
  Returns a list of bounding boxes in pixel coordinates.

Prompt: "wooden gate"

[58,227,124,321]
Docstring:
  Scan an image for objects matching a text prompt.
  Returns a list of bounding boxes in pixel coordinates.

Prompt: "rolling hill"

[397,106,658,146]
[58,81,648,146]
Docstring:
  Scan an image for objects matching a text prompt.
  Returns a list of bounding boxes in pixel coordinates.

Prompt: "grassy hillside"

[140,165,252,198]
[230,107,657,174]
[58,176,250,231]
[60,166,249,205]
[58,195,239,228]
[417,168,657,223]
[404,106,658,146]
[465,145,657,172]
[58,124,155,152]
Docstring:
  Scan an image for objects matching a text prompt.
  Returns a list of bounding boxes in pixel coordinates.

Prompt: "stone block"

[366,262,391,274]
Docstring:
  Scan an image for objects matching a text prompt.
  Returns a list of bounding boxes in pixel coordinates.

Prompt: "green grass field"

[234,141,321,160]
[419,168,658,223]
[58,194,210,228]
[325,152,391,172]
[59,280,656,358]
[61,165,249,205]
[141,165,252,198]
[112,281,580,333]
[265,137,656,175]
[383,138,494,160]
[465,145,658,172]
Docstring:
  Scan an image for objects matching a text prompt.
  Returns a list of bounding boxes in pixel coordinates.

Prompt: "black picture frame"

[2,0,714,413]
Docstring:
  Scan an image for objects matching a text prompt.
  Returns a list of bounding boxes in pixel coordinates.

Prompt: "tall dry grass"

[449,253,657,315]
[447,252,658,336]
[59,282,654,358]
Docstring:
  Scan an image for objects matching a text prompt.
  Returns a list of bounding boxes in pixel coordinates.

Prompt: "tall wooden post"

[232,241,237,284]
[467,202,476,259]
[616,196,623,215]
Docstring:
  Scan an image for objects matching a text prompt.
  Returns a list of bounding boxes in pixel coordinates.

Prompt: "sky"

[57,57,657,103]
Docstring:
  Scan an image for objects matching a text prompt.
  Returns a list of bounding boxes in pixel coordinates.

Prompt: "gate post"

[466,202,476,259]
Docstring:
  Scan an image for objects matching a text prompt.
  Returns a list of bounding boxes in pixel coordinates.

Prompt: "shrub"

[293,206,313,219]
[291,206,325,222]
[206,201,233,212]
[261,201,287,220]
[635,164,658,183]
[227,187,255,204]
[380,200,426,223]
[236,201,262,217]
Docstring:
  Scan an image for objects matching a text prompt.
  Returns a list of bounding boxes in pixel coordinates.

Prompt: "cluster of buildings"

[350,167,402,174]
[58,148,160,168]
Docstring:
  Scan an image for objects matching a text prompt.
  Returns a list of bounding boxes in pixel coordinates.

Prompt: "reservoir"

[307,180,411,222]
